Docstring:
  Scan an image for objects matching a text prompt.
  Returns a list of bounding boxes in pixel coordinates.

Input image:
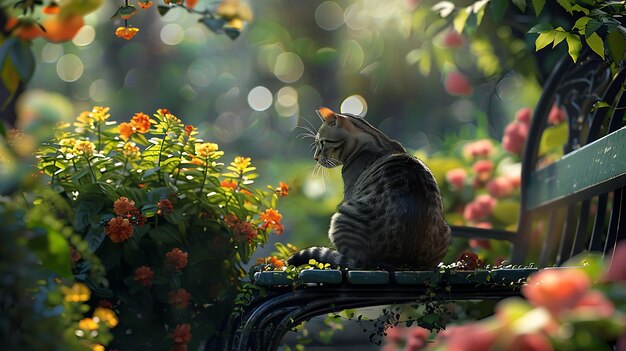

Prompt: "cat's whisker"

[296,132,316,141]
[298,115,319,132]
[295,125,316,136]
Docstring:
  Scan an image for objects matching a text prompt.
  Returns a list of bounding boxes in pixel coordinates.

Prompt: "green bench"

[220,53,626,351]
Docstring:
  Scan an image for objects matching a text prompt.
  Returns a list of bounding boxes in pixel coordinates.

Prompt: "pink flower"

[384,326,404,343]
[487,177,514,198]
[446,168,467,189]
[510,333,554,351]
[473,160,494,183]
[522,269,591,315]
[503,121,529,155]
[603,241,626,282]
[469,238,491,250]
[438,325,496,351]
[516,107,532,125]
[442,30,465,48]
[463,139,494,159]
[463,195,497,222]
[445,71,473,96]
[548,105,566,125]
[572,290,614,318]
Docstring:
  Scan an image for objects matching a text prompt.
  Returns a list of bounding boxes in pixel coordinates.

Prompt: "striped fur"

[288,109,451,269]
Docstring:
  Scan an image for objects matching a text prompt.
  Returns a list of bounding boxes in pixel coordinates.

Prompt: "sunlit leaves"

[586,33,605,60]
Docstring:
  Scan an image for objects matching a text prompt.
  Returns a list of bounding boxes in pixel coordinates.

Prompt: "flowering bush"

[37,107,286,350]
[381,247,626,351]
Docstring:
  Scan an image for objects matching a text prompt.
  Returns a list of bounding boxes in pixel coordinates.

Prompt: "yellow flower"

[232,156,251,172]
[76,111,93,125]
[122,142,140,158]
[78,317,99,331]
[74,140,96,156]
[59,138,77,155]
[61,282,91,302]
[92,344,105,351]
[93,307,119,328]
[90,106,110,122]
[195,142,219,158]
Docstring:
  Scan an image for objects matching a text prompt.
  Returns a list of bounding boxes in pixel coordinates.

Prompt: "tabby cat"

[287,107,451,269]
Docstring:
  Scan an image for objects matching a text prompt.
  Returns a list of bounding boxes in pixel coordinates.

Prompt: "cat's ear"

[316,107,345,127]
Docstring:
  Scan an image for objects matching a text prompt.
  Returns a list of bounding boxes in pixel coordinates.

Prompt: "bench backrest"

[512,53,626,266]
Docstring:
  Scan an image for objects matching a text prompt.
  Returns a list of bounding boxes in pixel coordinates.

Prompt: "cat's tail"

[287,247,357,269]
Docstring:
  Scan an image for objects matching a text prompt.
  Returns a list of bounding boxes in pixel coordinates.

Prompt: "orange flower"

[276,182,289,197]
[137,0,153,9]
[105,217,133,243]
[157,108,171,115]
[221,179,238,190]
[122,142,140,158]
[74,140,95,156]
[119,122,134,141]
[165,248,188,270]
[78,318,99,331]
[168,288,192,309]
[114,197,136,216]
[115,26,139,40]
[42,3,61,14]
[130,112,151,133]
[170,323,192,344]
[184,125,194,136]
[260,208,283,235]
[522,268,590,316]
[157,199,174,215]
[134,265,154,287]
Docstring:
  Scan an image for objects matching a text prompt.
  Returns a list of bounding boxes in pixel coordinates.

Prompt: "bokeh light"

[340,95,367,116]
[187,58,217,88]
[89,79,111,102]
[274,52,304,83]
[275,86,299,117]
[315,1,345,30]
[247,86,273,111]
[72,25,96,47]
[56,54,84,82]
[41,44,63,63]
[161,23,185,45]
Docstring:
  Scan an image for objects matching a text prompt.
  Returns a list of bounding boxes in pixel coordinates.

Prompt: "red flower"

[444,71,473,96]
[438,324,496,351]
[157,199,174,215]
[463,139,494,159]
[472,159,493,183]
[114,197,137,216]
[165,248,188,270]
[170,323,192,344]
[184,125,194,136]
[503,120,529,155]
[463,194,497,222]
[548,105,566,125]
[168,288,192,309]
[225,215,258,244]
[442,30,465,48]
[134,265,154,287]
[105,217,133,243]
[220,179,238,190]
[457,250,483,270]
[516,107,532,125]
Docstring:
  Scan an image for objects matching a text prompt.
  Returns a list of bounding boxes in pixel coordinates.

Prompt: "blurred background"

[16,0,544,260]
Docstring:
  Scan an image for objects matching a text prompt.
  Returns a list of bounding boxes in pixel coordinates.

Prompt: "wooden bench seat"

[219,52,626,350]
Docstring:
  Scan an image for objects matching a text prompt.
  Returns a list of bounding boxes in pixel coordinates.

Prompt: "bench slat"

[526,126,626,211]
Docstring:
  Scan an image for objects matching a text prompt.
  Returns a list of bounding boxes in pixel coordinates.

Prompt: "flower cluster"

[37,106,286,350]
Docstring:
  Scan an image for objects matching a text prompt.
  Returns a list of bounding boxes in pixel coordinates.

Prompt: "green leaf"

[492,201,520,225]
[586,32,605,59]
[553,29,567,47]
[148,224,181,244]
[573,16,591,31]
[85,227,105,252]
[565,33,582,62]
[584,19,604,38]
[490,0,509,21]
[591,101,610,112]
[535,31,556,51]
[511,0,526,12]
[28,230,72,278]
[539,122,568,154]
[453,7,470,33]
[8,40,35,81]
[199,17,226,33]
[607,28,626,62]
[532,0,545,15]
[556,0,573,13]
[527,23,553,34]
